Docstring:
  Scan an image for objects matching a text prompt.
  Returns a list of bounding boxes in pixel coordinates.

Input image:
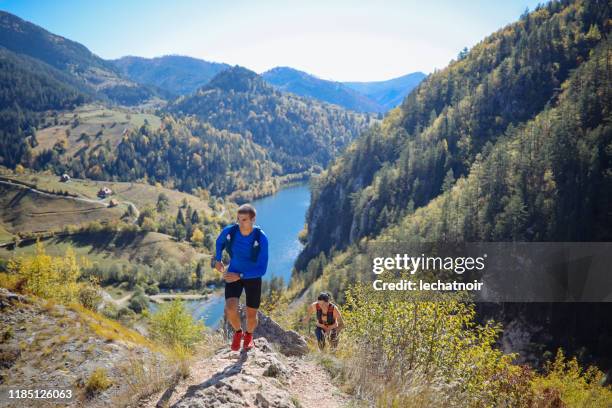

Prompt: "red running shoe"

[243,332,254,351]
[231,331,243,351]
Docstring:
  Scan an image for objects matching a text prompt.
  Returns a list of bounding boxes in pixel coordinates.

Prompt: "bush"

[7,242,80,303]
[101,303,119,319]
[340,283,518,407]
[78,282,103,311]
[85,367,112,395]
[128,289,149,314]
[531,349,612,407]
[149,299,203,348]
[0,272,24,292]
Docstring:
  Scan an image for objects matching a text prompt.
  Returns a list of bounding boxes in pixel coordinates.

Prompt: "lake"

[161,183,311,328]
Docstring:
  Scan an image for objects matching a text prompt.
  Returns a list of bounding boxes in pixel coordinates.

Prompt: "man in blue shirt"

[214,204,268,351]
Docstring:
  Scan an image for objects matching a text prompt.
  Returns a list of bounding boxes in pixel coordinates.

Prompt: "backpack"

[316,303,336,325]
[223,224,262,262]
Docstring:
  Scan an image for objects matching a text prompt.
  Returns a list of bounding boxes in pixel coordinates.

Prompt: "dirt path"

[0,179,106,206]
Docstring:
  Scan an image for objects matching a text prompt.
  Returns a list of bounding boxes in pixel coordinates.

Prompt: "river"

[156,183,311,328]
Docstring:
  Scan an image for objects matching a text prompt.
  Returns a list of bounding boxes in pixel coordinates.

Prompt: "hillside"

[0,46,91,169]
[0,287,353,408]
[0,10,156,105]
[343,71,426,111]
[293,0,611,373]
[0,288,172,407]
[0,171,234,293]
[262,66,381,112]
[112,55,230,96]
[0,179,123,239]
[172,66,373,172]
[297,0,611,268]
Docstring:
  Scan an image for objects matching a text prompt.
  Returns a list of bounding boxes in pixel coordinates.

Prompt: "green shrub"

[128,289,148,314]
[149,299,203,348]
[341,283,518,407]
[78,283,103,311]
[531,349,612,408]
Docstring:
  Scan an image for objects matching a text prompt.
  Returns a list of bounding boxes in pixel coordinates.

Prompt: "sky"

[0,0,543,82]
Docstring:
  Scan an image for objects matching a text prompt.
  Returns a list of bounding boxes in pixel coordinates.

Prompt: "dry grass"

[86,367,113,395]
[111,354,175,407]
[70,303,162,352]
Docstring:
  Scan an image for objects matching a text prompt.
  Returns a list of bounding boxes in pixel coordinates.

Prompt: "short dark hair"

[237,204,256,219]
[317,292,330,302]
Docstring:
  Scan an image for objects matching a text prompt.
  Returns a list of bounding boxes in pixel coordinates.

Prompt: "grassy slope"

[0,171,232,269]
[33,104,162,159]
[0,182,123,235]
[4,172,220,218]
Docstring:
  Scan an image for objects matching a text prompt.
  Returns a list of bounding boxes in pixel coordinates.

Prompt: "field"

[0,171,231,271]
[0,181,123,238]
[0,230,208,269]
[33,104,162,160]
[2,172,224,220]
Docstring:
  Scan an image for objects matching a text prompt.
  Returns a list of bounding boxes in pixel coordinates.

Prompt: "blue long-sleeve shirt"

[215,224,269,279]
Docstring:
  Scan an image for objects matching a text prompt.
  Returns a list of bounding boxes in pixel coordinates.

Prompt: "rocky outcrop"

[223,305,309,357]
[167,338,296,408]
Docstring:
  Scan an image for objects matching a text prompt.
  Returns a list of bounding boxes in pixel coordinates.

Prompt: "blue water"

[164,183,311,328]
[252,183,310,285]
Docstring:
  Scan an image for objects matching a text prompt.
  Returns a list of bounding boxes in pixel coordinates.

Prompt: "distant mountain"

[0,10,155,105]
[262,67,425,112]
[112,55,230,96]
[343,72,427,111]
[262,67,381,113]
[171,66,372,172]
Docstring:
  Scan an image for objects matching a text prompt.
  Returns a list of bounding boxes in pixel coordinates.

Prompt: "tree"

[191,227,204,246]
[150,299,204,348]
[176,208,185,225]
[190,209,200,224]
[156,193,170,213]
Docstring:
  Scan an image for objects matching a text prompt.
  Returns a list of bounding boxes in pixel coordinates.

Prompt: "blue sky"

[1,0,543,81]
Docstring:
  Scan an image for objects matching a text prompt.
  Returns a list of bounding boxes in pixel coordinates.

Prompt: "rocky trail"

[141,308,353,408]
[141,338,351,408]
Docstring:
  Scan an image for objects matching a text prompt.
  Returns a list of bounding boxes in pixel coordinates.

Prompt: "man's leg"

[225,297,241,331]
[225,279,244,331]
[242,278,262,350]
[315,327,325,350]
[225,279,244,351]
[246,307,258,333]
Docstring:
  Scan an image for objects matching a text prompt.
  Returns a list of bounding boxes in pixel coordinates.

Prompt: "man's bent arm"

[302,303,315,324]
[215,225,232,262]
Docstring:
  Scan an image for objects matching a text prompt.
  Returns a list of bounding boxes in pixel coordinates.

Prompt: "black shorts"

[224,277,262,309]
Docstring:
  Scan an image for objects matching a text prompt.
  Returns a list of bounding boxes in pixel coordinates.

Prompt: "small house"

[108,199,118,207]
[60,174,71,182]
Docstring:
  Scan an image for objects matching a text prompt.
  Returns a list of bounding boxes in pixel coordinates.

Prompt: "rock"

[168,337,297,408]
[223,306,308,356]
[0,288,28,310]
[0,346,20,369]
